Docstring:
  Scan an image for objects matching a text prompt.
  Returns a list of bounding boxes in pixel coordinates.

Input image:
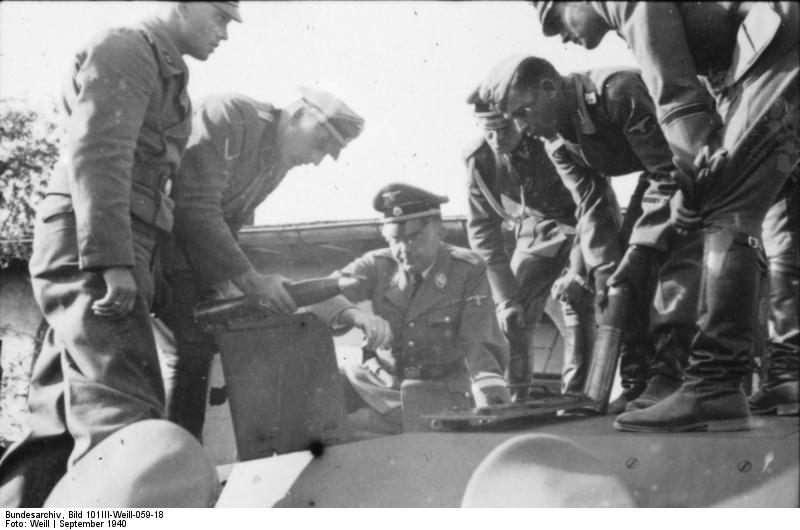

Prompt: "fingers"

[94,268,137,318]
[363,318,392,350]
[254,275,297,314]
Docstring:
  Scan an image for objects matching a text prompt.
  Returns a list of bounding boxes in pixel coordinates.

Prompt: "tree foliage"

[0,99,62,267]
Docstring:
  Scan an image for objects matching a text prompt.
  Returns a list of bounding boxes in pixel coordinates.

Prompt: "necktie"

[410,272,424,298]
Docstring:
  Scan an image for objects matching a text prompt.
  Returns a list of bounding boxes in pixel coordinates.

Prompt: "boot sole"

[613,417,751,433]
[750,403,799,416]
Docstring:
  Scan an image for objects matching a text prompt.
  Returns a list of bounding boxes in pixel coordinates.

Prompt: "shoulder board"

[448,244,484,267]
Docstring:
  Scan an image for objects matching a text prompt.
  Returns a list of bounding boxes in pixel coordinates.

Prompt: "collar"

[563,73,598,136]
[138,18,188,78]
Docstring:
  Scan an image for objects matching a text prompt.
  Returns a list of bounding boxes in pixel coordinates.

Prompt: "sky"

[0,1,639,225]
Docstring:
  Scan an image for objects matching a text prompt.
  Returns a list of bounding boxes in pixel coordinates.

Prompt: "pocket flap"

[39,195,74,223]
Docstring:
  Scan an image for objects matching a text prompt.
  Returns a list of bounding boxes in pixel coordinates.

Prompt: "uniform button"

[408,322,415,328]
[444,316,451,323]
[407,341,415,347]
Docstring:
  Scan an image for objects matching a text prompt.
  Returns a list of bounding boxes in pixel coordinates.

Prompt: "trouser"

[0,200,165,507]
[760,176,800,384]
[686,42,799,389]
[156,270,218,441]
[507,240,593,391]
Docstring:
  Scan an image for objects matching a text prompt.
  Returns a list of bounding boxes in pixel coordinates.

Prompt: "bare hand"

[92,266,137,318]
[351,312,393,350]
[496,301,526,337]
[235,270,297,314]
[550,269,590,306]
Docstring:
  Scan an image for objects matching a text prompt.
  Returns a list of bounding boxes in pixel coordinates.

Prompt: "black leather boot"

[561,324,594,395]
[505,323,534,401]
[749,260,799,415]
[626,325,693,411]
[606,337,649,414]
[615,229,763,432]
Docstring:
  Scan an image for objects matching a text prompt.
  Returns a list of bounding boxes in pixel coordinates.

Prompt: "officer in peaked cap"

[212,1,243,23]
[156,88,364,439]
[310,183,511,434]
[374,183,449,240]
[463,89,594,401]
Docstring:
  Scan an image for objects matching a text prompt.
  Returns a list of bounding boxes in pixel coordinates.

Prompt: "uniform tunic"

[317,244,508,415]
[157,94,288,437]
[0,18,192,508]
[591,2,799,237]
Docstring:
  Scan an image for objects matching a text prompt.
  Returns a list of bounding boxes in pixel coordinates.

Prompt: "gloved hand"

[607,245,661,290]
[350,311,393,350]
[471,372,512,408]
[592,262,617,311]
[670,145,728,234]
[669,189,703,233]
[496,299,526,337]
[550,269,591,306]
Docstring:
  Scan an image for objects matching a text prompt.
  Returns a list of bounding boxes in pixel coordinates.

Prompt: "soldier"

[313,183,511,433]
[475,55,702,413]
[463,100,595,398]
[157,88,365,439]
[532,1,799,430]
[0,2,240,507]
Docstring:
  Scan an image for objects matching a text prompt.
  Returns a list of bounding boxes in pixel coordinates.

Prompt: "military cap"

[466,86,512,130]
[212,1,242,23]
[299,86,365,158]
[373,183,449,238]
[532,1,559,36]
[476,55,558,113]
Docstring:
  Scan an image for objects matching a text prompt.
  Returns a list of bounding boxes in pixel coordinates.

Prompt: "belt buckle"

[404,366,420,380]
[747,236,759,249]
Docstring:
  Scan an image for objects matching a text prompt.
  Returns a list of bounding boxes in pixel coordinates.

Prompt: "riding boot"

[749,260,800,415]
[560,294,595,395]
[561,325,592,395]
[607,337,650,414]
[615,229,763,432]
[165,354,214,440]
[505,323,533,401]
[626,325,693,411]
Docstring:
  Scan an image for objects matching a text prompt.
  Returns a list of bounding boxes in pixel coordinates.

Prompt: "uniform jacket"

[464,136,577,304]
[548,68,678,257]
[42,18,191,271]
[316,244,508,380]
[592,2,799,167]
[169,94,289,286]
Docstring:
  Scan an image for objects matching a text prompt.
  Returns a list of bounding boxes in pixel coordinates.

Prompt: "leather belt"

[400,359,462,381]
